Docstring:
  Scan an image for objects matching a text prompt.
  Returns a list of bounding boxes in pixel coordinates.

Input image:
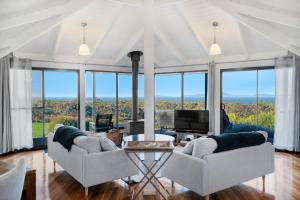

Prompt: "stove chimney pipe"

[127,51,143,122]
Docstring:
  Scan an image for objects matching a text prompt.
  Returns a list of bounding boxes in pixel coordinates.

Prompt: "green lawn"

[32,122,50,138]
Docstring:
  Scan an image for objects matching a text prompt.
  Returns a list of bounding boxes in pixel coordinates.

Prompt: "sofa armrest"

[83,149,138,187]
[204,142,274,194]
[162,151,207,195]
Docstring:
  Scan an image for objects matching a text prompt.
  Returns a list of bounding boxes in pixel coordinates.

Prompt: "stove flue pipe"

[127,51,143,122]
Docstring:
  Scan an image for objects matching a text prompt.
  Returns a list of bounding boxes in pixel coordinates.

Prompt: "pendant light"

[79,22,90,56]
[209,21,221,56]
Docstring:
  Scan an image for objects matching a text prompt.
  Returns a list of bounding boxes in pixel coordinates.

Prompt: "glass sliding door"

[118,73,132,126]
[95,72,117,125]
[183,72,206,110]
[32,70,44,146]
[155,73,181,128]
[221,68,275,142]
[85,71,93,130]
[31,69,80,147]
[258,69,275,142]
[138,74,144,120]
[44,71,79,136]
[222,70,257,130]
[155,74,182,111]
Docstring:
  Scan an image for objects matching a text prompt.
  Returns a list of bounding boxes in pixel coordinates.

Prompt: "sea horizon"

[33,96,275,104]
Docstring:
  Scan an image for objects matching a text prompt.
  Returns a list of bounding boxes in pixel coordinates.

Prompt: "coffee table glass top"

[124,133,175,142]
[124,141,174,152]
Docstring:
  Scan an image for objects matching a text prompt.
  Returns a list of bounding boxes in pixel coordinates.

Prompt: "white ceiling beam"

[224,0,300,29]
[114,28,143,64]
[236,22,248,60]
[87,4,123,60]
[205,0,300,56]
[176,5,209,56]
[0,1,70,31]
[52,23,64,58]
[0,0,96,58]
[154,26,186,64]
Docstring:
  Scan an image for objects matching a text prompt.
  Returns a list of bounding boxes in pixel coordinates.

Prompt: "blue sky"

[223,69,275,97]
[32,69,275,98]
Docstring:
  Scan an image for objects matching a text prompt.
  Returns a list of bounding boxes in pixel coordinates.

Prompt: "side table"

[124,141,174,200]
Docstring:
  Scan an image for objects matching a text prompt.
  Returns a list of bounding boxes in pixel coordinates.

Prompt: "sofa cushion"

[73,136,102,153]
[192,137,218,158]
[182,140,195,155]
[99,137,118,151]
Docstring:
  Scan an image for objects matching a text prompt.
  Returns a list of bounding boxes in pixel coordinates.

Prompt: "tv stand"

[175,130,212,144]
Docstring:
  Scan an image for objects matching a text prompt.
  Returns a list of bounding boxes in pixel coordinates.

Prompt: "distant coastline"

[33,96,275,104]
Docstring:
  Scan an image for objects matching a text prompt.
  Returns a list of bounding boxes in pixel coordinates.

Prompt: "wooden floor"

[1,150,300,200]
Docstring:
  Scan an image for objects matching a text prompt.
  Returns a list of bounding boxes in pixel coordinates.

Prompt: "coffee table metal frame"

[125,149,173,200]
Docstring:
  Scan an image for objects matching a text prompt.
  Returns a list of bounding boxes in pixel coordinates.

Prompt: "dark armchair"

[95,114,113,132]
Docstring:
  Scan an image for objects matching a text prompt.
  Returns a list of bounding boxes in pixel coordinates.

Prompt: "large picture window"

[85,71,144,130]
[221,68,275,142]
[31,69,80,147]
[155,72,207,128]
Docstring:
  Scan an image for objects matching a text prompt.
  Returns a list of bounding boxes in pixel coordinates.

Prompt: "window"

[95,73,117,124]
[85,71,93,129]
[183,72,206,110]
[31,70,80,147]
[155,73,182,112]
[155,72,207,128]
[138,75,144,119]
[221,68,275,142]
[32,70,43,140]
[85,72,144,130]
[118,73,132,125]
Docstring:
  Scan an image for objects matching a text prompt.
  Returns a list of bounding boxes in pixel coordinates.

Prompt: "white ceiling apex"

[154,26,186,64]
[87,4,123,60]
[176,4,210,56]
[114,28,144,64]
[4,0,292,67]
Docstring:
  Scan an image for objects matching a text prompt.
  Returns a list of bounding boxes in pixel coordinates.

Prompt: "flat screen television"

[174,110,209,132]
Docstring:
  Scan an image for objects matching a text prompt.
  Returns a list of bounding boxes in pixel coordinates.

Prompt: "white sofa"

[47,133,138,196]
[162,143,274,199]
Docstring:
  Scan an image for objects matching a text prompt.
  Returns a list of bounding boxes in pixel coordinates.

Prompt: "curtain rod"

[25,56,293,69]
[157,58,279,68]
[30,59,130,68]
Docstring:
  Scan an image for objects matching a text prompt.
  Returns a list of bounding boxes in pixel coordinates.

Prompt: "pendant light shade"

[79,43,90,56]
[209,43,221,55]
[209,22,221,56]
[79,22,90,56]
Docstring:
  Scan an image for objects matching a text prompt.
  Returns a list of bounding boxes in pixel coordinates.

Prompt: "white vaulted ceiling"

[0,0,297,68]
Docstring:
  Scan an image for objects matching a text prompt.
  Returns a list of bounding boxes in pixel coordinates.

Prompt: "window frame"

[220,66,275,132]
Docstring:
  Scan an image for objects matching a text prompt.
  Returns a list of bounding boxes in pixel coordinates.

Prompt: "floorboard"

[1,150,300,200]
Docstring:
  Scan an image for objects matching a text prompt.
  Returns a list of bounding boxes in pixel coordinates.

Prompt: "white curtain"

[10,58,33,150]
[274,54,300,151]
[208,61,215,133]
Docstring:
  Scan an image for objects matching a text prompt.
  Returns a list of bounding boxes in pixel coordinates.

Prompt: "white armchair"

[0,159,26,200]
